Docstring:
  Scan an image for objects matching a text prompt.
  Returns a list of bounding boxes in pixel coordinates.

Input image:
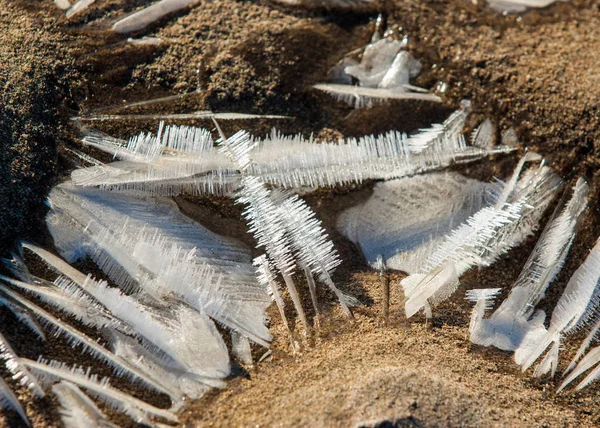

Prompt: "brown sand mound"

[185,309,595,427]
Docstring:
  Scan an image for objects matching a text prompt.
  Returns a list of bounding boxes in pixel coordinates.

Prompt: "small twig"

[377,255,389,323]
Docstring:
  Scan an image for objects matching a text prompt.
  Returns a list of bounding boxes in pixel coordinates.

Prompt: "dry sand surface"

[1,0,600,426]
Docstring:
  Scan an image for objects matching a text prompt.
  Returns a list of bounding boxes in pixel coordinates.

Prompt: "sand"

[2,0,600,426]
[0,2,75,253]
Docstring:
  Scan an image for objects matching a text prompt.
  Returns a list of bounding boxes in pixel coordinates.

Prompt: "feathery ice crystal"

[1,97,597,426]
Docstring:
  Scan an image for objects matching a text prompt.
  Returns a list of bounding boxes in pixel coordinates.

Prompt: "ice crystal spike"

[74,111,292,121]
[401,156,561,319]
[0,296,46,341]
[63,147,104,168]
[77,277,230,384]
[564,317,600,376]
[106,330,200,402]
[471,118,495,148]
[495,151,542,209]
[89,92,201,113]
[313,84,442,108]
[39,232,246,386]
[237,176,310,334]
[82,122,216,162]
[275,192,353,318]
[470,178,588,352]
[218,130,258,172]
[73,111,514,197]
[254,255,291,335]
[0,274,126,333]
[337,172,497,274]
[0,330,45,397]
[225,126,354,326]
[72,161,240,197]
[112,0,200,34]
[0,377,30,427]
[515,229,600,378]
[220,131,313,333]
[2,251,34,284]
[466,288,502,335]
[53,381,118,428]
[19,242,89,286]
[66,0,95,18]
[558,346,600,392]
[0,286,174,398]
[24,359,178,425]
[247,110,514,191]
[75,123,237,197]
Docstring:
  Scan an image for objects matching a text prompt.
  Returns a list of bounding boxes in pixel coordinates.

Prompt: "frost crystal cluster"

[314,33,441,108]
[0,96,596,426]
[464,177,600,392]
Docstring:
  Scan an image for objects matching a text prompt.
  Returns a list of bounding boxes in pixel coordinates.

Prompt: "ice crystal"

[315,34,441,107]
[401,155,561,319]
[219,127,354,333]
[25,358,177,425]
[72,105,513,198]
[486,0,563,13]
[53,381,117,428]
[337,172,498,273]
[112,0,200,34]
[46,183,272,347]
[515,232,600,378]
[470,178,588,352]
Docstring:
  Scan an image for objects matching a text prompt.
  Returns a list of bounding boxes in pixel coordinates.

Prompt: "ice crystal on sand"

[46,183,272,347]
[470,178,589,352]
[73,105,514,197]
[25,359,178,425]
[315,34,441,107]
[486,0,563,13]
[401,154,561,319]
[219,128,353,333]
[462,177,600,392]
[112,0,200,34]
[0,330,45,397]
[514,231,600,379]
[53,381,117,428]
[74,110,291,122]
[0,376,30,427]
[6,81,600,428]
[337,172,499,274]
[0,285,175,399]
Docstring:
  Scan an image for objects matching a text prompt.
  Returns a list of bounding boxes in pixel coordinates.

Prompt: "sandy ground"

[0,2,74,252]
[184,309,600,427]
[2,0,600,426]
